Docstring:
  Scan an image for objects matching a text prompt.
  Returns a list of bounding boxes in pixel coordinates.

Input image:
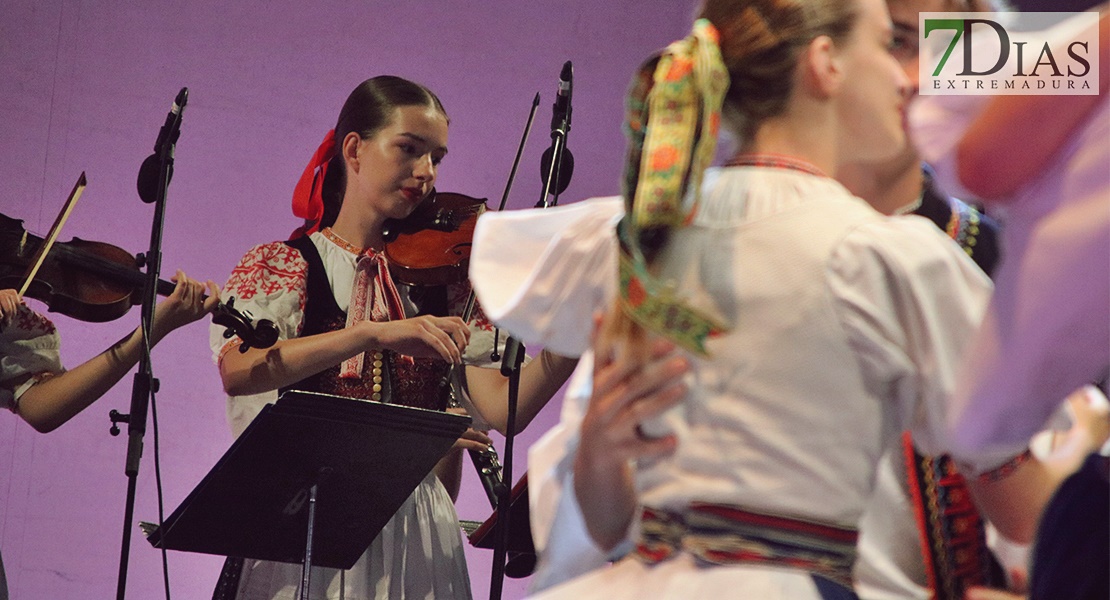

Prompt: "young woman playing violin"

[210,75,577,600]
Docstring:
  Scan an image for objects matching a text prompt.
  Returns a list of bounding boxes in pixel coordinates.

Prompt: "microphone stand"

[115,87,187,600]
[537,61,573,209]
[489,61,575,599]
[483,92,540,600]
[536,117,570,209]
[488,336,524,600]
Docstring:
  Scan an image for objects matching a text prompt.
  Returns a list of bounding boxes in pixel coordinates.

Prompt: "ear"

[799,35,843,99]
[342,131,363,174]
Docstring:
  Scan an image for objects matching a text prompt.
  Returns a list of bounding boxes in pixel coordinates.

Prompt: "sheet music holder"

[146,390,470,570]
[468,474,536,577]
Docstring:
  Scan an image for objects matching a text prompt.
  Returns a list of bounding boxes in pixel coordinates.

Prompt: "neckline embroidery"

[725,153,828,178]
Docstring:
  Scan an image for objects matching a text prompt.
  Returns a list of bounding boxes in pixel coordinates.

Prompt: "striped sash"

[635,503,859,589]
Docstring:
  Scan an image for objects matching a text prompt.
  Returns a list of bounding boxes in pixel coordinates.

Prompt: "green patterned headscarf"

[617,19,731,356]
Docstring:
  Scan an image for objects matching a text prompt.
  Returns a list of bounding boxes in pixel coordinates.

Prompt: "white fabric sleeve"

[827,216,1020,474]
[528,351,632,593]
[469,197,624,358]
[0,305,63,412]
[209,241,309,437]
[208,241,309,365]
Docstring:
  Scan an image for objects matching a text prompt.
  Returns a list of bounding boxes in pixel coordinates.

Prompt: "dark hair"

[318,76,448,229]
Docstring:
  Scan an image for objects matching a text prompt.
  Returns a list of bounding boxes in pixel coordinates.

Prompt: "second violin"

[0,212,277,351]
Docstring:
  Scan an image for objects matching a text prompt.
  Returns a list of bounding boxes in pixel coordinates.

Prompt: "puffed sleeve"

[209,242,309,364]
[209,241,309,437]
[469,197,623,358]
[0,305,63,412]
[469,197,631,589]
[827,216,1025,474]
[527,351,633,592]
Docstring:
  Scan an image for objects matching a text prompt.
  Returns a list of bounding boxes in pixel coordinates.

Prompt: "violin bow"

[18,172,88,296]
[459,92,541,324]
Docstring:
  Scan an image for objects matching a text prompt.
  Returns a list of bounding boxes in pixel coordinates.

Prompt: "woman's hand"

[1060,385,1110,454]
[362,315,470,364]
[151,270,220,341]
[0,289,22,326]
[447,406,493,452]
[578,336,689,469]
[572,318,690,551]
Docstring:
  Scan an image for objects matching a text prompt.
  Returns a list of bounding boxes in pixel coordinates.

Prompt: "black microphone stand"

[536,62,573,209]
[488,335,525,600]
[489,61,575,600]
[114,87,187,600]
[483,92,541,600]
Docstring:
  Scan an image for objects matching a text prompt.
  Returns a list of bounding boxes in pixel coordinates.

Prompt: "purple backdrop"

[0,1,696,598]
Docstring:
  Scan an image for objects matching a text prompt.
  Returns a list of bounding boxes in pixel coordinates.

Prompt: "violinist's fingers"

[0,289,21,325]
[425,316,467,363]
[459,426,493,448]
[202,280,221,313]
[168,270,187,299]
[412,317,461,364]
[443,316,470,352]
[453,436,492,453]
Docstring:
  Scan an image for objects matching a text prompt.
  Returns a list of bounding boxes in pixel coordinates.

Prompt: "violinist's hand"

[0,289,22,327]
[360,315,470,364]
[150,270,220,341]
[447,406,493,453]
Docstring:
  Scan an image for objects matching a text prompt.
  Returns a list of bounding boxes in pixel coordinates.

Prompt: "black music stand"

[468,475,536,578]
[146,391,469,597]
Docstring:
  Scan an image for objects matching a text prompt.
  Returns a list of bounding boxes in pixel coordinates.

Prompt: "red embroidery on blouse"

[14,305,56,336]
[227,242,308,301]
[446,282,494,332]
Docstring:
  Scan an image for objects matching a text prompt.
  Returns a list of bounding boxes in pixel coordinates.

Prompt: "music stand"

[146,391,469,598]
[468,474,536,578]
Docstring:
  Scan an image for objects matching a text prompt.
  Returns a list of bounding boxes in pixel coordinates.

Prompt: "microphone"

[152,87,188,154]
[551,60,572,136]
[137,87,188,204]
[538,62,574,205]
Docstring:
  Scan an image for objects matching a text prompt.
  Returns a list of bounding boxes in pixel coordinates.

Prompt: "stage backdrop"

[0,1,695,598]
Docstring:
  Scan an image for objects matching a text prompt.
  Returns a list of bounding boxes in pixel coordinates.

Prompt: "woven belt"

[635,503,859,589]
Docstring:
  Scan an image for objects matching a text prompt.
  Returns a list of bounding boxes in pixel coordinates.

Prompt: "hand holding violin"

[149,270,221,343]
[6,270,222,433]
[359,314,471,364]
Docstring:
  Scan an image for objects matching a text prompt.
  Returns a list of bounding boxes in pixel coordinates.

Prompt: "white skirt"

[234,472,472,600]
[528,553,837,600]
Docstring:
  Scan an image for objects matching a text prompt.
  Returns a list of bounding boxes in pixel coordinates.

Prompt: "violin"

[0,212,278,351]
[383,191,487,287]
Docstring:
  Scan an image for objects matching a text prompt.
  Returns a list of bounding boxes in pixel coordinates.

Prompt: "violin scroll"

[212,296,279,352]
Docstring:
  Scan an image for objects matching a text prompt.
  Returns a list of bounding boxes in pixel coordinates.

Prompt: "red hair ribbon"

[290,129,337,238]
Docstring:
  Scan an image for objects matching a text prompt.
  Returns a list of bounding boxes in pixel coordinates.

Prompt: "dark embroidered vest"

[904,168,1005,599]
[279,235,451,412]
